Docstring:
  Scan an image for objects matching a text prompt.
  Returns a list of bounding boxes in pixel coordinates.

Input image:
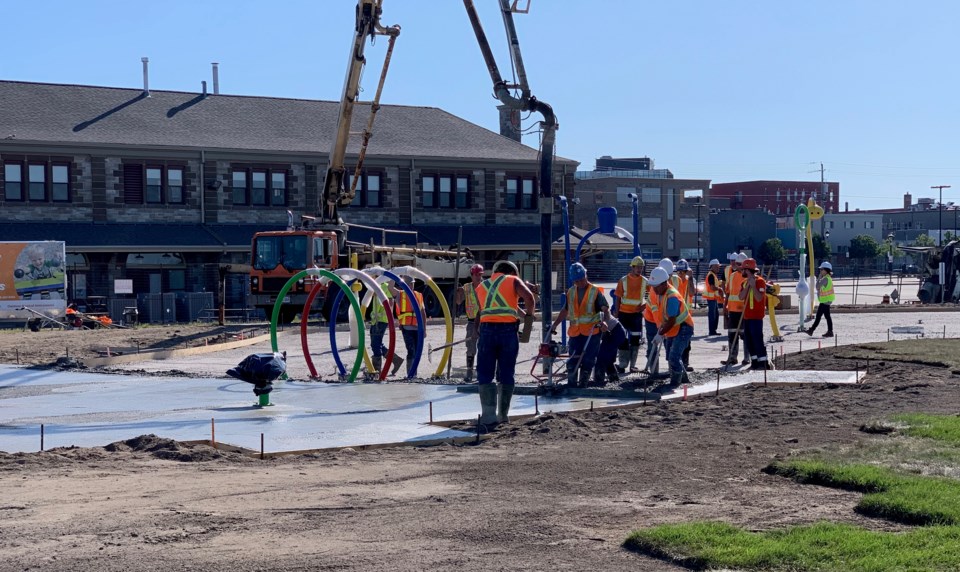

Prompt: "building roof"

[0,80,576,165]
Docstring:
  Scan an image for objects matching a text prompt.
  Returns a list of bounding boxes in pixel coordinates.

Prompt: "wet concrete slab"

[0,365,643,454]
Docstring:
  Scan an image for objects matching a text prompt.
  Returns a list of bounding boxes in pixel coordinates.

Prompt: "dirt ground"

[1,337,958,571]
[0,323,266,366]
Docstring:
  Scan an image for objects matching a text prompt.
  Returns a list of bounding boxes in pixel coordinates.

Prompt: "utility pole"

[931,185,951,246]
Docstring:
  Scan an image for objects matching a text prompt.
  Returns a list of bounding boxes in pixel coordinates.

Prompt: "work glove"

[519,313,535,343]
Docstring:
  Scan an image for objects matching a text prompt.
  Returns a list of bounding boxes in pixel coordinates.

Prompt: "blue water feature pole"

[575,207,618,262]
[628,193,640,256]
[558,196,573,347]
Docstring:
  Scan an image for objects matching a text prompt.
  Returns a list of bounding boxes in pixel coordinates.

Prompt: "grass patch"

[834,339,960,370]
[892,413,960,445]
[625,521,960,572]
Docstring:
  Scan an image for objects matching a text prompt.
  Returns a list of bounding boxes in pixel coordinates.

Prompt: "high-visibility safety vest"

[370,282,393,324]
[704,271,720,300]
[723,265,734,295]
[615,274,647,313]
[567,283,603,337]
[818,275,836,303]
[463,282,480,319]
[476,273,520,323]
[644,285,660,322]
[396,290,424,327]
[726,272,746,312]
[676,275,693,305]
[656,285,694,338]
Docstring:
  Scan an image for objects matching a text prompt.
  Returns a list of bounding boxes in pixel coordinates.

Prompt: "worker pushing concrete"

[722,252,751,367]
[550,263,610,388]
[474,260,535,429]
[612,256,647,374]
[648,266,694,391]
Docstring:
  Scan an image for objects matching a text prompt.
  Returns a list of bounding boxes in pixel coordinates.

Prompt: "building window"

[616,186,635,203]
[642,217,662,232]
[146,167,163,203]
[168,168,184,203]
[251,171,268,206]
[641,187,659,203]
[28,164,46,201]
[504,175,536,210]
[52,164,70,202]
[271,172,286,206]
[4,162,23,201]
[423,174,470,209]
[680,218,699,233]
[828,221,834,229]
[347,171,382,208]
[232,170,247,205]
[865,220,875,229]
[844,221,854,229]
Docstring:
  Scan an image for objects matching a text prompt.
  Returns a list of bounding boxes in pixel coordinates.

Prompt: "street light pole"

[932,185,951,246]
[886,233,895,285]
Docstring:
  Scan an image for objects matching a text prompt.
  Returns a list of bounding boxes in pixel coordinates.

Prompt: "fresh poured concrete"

[0,365,644,454]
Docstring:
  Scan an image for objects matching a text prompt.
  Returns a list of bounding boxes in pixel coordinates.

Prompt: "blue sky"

[2,0,957,209]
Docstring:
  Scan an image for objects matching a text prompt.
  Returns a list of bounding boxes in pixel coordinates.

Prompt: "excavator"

[247,0,557,330]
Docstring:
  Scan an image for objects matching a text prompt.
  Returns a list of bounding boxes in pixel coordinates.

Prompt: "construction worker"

[475,260,535,428]
[642,258,675,375]
[649,266,694,390]
[703,259,724,336]
[612,255,646,374]
[675,259,694,307]
[394,274,424,377]
[369,279,403,376]
[550,263,610,388]
[454,263,484,381]
[739,258,771,369]
[806,261,835,337]
[722,252,751,366]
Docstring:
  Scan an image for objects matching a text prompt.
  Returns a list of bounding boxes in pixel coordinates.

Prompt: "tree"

[849,234,881,260]
[944,231,957,243]
[757,237,786,265]
[913,234,936,247]
[812,233,831,260]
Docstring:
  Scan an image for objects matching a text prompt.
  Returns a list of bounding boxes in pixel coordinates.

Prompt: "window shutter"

[123,164,144,204]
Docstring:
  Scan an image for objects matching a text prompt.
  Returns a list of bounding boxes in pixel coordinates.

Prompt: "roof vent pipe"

[211,62,220,95]
[141,57,150,97]
[202,80,207,96]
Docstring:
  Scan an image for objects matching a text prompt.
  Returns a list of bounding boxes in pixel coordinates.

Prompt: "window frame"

[27,163,47,201]
[4,161,24,201]
[422,173,469,210]
[346,170,383,208]
[231,165,288,207]
[504,174,537,210]
[145,165,164,204]
[51,163,71,202]
[167,167,184,204]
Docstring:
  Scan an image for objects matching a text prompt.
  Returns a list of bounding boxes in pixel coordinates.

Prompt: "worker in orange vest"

[550,263,611,388]
[739,258,772,369]
[649,266,694,390]
[454,263,485,381]
[475,260,536,428]
[394,274,425,377]
[612,255,647,374]
[722,252,751,366]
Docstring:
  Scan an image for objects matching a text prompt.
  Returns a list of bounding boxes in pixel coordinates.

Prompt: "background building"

[709,209,775,261]
[711,180,840,216]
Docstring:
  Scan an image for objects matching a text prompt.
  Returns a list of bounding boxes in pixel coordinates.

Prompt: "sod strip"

[625,521,960,572]
[767,459,960,525]
[892,413,960,444]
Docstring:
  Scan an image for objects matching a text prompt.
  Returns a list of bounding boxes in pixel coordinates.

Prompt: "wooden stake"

[535,393,539,415]
[211,418,216,448]
[716,370,720,396]
[260,433,264,460]
[429,401,433,423]
[475,414,481,444]
[40,424,44,451]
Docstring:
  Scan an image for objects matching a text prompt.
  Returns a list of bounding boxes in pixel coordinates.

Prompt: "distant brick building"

[711,180,839,216]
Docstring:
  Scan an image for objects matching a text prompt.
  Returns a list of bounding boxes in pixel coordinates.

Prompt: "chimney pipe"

[211,62,220,95]
[845,201,848,212]
[202,80,207,96]
[903,192,912,210]
[141,57,150,97]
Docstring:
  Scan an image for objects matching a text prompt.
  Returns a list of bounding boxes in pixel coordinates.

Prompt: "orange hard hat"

[742,258,758,270]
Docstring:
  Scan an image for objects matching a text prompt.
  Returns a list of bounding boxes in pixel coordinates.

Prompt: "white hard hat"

[819,261,833,271]
[736,252,748,263]
[658,258,675,274]
[649,267,670,286]
[727,252,737,261]
[709,258,721,266]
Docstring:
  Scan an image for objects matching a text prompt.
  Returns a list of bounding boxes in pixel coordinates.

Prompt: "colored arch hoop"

[324,268,396,381]
[269,269,365,383]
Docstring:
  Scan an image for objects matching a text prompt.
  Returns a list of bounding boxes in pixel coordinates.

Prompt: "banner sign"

[0,241,68,318]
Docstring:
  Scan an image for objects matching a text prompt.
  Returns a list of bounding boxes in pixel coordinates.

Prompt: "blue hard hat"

[676,259,690,271]
[569,262,587,281]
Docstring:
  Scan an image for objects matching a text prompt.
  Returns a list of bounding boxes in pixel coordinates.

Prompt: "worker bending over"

[550,263,610,388]
[475,260,535,428]
[649,267,694,390]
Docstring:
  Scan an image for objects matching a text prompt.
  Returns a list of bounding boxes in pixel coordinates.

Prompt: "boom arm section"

[321,0,400,225]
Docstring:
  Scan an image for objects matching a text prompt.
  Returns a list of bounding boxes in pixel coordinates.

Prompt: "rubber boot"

[592,366,605,387]
[617,349,630,373]
[567,364,578,387]
[390,355,404,375]
[479,383,499,427]
[629,347,640,373]
[497,384,514,424]
[578,368,592,389]
[669,370,684,389]
[465,355,474,382]
[607,364,620,383]
[372,356,382,373]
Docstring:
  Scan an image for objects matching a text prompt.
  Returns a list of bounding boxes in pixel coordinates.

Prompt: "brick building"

[0,80,576,316]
